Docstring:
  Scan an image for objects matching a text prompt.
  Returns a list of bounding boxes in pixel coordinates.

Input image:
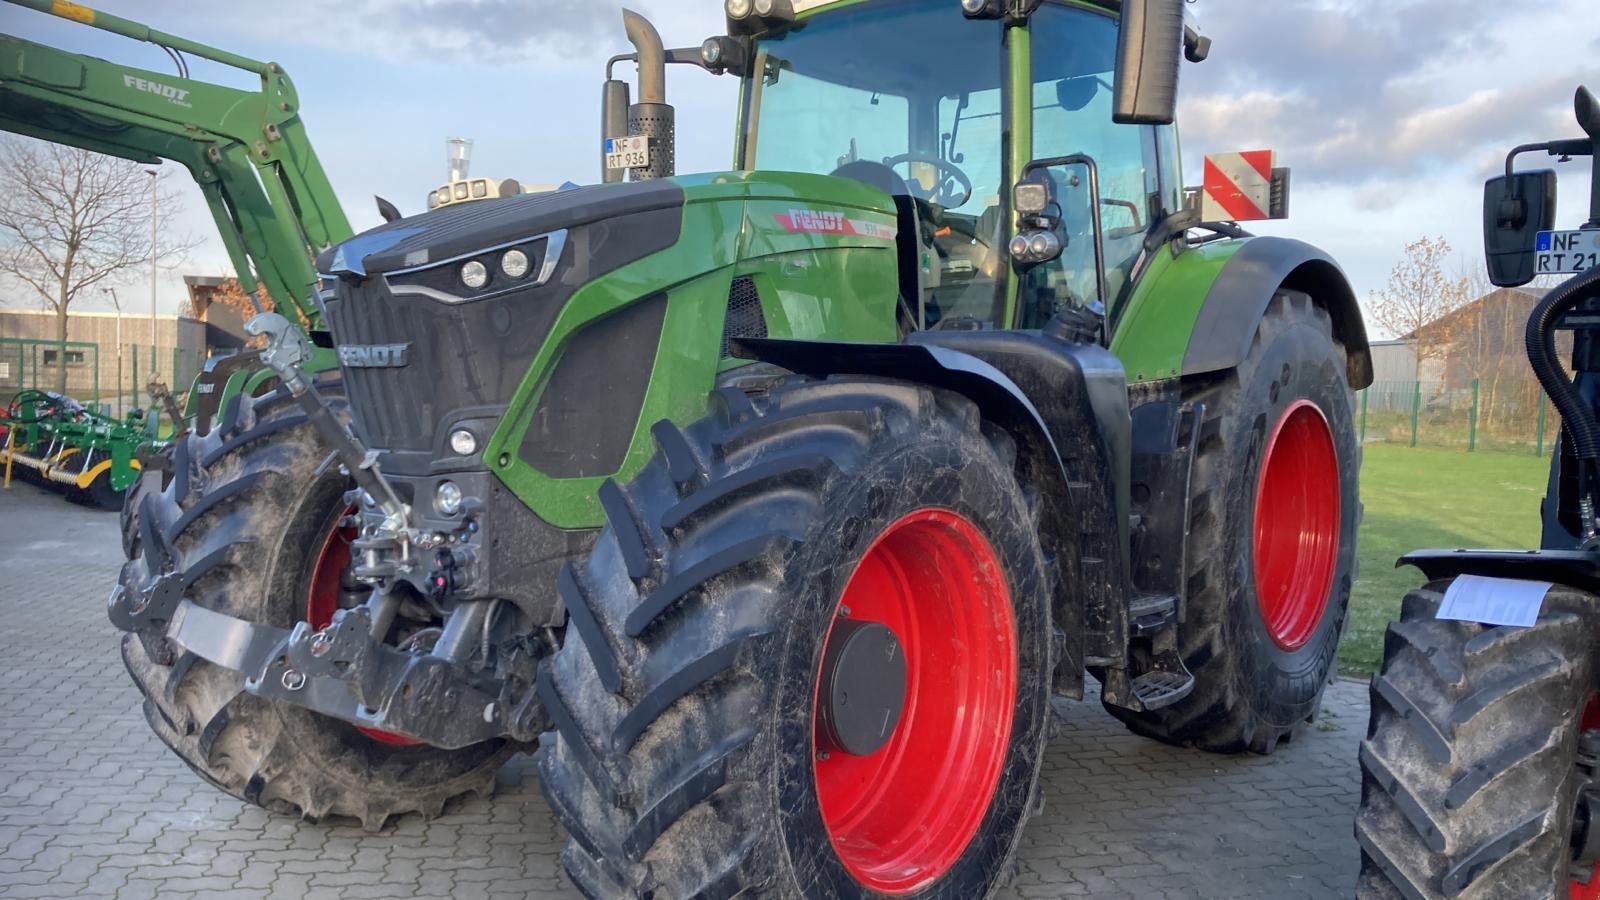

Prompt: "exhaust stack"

[620,8,675,180]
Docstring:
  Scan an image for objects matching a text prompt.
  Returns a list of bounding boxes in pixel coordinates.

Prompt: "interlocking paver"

[0,481,1366,898]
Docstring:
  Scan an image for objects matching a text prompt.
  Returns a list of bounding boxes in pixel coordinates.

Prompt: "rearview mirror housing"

[1483,170,1557,287]
[1113,0,1184,125]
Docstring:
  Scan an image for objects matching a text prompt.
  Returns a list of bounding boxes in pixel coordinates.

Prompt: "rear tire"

[1356,581,1600,898]
[1107,289,1359,753]
[120,380,514,828]
[538,379,1053,898]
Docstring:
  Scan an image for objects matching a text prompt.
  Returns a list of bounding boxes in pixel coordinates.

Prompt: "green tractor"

[105,0,1370,895]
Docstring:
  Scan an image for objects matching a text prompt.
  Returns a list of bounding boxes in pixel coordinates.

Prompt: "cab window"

[1021,4,1163,329]
[747,0,1008,328]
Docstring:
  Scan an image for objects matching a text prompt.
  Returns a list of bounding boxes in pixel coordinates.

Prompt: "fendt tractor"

[95,0,1369,895]
[1356,88,1600,900]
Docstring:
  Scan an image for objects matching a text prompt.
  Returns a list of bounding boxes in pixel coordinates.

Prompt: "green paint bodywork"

[487,171,902,528]
[1110,239,1246,382]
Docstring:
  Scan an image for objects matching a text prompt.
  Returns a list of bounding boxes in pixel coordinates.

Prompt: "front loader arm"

[0,0,352,328]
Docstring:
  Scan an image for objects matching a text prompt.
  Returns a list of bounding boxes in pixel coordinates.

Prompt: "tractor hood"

[315,170,900,478]
[315,179,687,280]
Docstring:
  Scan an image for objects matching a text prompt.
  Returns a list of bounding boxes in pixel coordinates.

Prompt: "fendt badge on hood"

[338,343,411,368]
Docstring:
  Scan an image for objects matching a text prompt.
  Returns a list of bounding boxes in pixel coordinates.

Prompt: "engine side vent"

[721,276,768,358]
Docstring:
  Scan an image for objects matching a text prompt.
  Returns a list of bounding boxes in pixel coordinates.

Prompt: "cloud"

[164,0,650,64]
[1179,0,1586,189]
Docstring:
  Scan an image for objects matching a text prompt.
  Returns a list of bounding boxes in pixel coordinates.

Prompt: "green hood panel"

[486,171,901,529]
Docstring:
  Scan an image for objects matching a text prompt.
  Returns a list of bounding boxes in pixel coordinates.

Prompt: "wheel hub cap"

[1252,400,1340,652]
[816,620,907,758]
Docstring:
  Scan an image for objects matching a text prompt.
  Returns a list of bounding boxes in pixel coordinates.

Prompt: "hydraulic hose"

[1526,264,1600,462]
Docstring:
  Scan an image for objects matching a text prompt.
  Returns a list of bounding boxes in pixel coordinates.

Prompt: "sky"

[0,0,1595,336]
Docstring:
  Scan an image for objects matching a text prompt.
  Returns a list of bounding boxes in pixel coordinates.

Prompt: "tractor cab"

[731,0,1175,333]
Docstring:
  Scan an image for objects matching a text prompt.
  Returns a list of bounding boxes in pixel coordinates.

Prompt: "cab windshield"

[743,1,1007,327]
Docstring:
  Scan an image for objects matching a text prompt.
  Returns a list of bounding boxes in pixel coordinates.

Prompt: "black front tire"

[1107,289,1360,753]
[1356,581,1600,898]
[538,379,1053,898]
[120,381,515,829]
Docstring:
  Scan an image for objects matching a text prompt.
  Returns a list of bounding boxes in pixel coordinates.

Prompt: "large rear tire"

[120,380,515,829]
[1107,289,1359,753]
[538,379,1053,898]
[1356,581,1600,898]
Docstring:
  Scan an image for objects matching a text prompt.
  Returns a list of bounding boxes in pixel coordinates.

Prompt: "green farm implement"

[0,388,155,507]
[11,0,1386,895]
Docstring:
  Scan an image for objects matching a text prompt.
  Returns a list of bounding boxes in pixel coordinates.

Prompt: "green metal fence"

[0,337,204,418]
[1359,379,1558,455]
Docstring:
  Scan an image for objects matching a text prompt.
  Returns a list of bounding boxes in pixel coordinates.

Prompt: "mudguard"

[1186,237,1373,388]
[734,332,1138,698]
[1401,549,1600,596]
[1116,236,1374,389]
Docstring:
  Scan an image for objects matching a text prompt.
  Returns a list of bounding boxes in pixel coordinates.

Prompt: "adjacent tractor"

[1356,88,1600,899]
[101,0,1371,896]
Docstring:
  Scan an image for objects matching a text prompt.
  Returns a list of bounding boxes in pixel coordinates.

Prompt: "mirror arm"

[1506,139,1595,177]
[608,47,722,77]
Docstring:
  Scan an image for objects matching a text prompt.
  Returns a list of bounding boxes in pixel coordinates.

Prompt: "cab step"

[1130,669,1195,710]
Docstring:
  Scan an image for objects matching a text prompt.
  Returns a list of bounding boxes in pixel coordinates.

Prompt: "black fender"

[734,333,1137,699]
[1401,549,1600,596]
[1185,237,1374,389]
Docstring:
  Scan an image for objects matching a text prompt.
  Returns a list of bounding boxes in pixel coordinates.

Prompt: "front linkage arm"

[108,313,546,749]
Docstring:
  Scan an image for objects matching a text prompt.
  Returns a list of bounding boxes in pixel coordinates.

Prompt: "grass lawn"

[1337,444,1550,675]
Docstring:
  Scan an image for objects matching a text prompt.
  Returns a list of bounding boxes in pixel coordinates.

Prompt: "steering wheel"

[881,153,973,209]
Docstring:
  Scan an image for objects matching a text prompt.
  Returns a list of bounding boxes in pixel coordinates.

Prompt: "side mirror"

[1483,170,1557,287]
[1577,85,1600,140]
[1112,0,1184,125]
[600,79,631,184]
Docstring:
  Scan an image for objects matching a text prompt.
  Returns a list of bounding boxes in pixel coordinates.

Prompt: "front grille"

[324,285,436,450]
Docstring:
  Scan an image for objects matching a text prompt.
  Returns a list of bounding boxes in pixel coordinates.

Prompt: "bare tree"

[1366,236,1472,380]
[0,136,198,391]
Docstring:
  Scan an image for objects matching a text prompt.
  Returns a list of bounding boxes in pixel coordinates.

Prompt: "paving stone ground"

[0,480,1366,898]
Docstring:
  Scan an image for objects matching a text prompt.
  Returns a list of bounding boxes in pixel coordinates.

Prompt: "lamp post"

[146,169,158,377]
[103,287,123,417]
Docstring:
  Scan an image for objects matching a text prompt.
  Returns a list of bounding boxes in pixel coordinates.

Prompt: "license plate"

[604,136,650,172]
[1535,229,1600,275]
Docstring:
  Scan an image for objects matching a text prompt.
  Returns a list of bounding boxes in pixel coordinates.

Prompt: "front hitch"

[109,313,549,748]
[109,567,547,748]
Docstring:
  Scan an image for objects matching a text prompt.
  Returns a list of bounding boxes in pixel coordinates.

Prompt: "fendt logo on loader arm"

[122,75,191,108]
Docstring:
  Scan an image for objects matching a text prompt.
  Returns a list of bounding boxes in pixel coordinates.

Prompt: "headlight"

[725,0,752,18]
[435,481,463,516]
[500,250,531,279]
[460,260,489,289]
[701,37,724,67]
[449,428,478,456]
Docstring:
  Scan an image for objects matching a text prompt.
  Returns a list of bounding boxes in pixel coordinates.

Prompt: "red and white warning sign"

[1202,150,1276,222]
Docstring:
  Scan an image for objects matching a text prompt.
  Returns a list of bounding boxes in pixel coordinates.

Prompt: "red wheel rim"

[811,508,1016,894]
[1574,697,1600,900]
[306,507,416,747]
[1252,400,1341,652]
